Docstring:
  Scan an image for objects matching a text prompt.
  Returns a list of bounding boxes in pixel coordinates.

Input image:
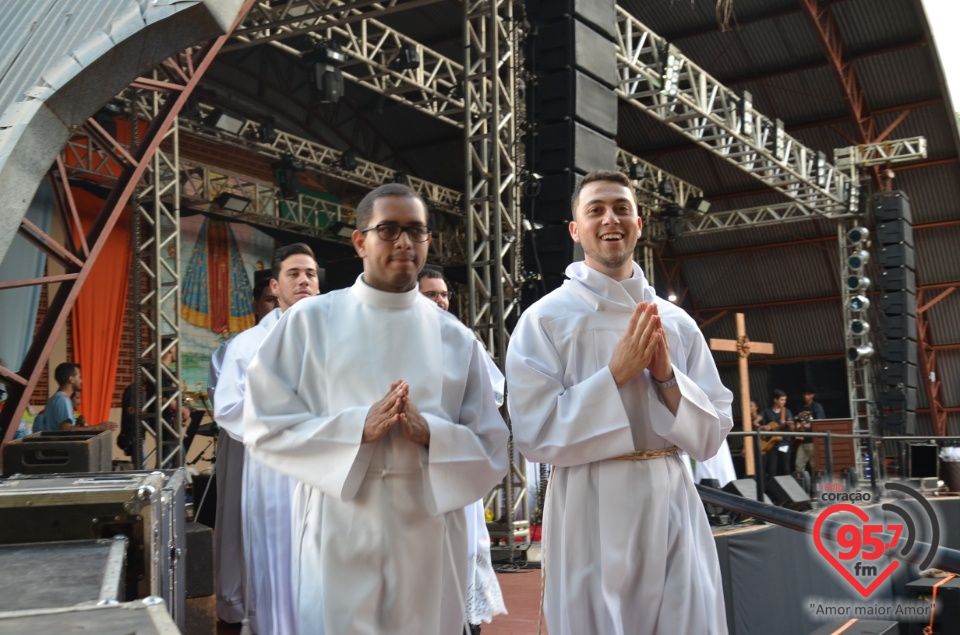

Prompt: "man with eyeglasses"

[244,183,510,635]
[418,268,507,634]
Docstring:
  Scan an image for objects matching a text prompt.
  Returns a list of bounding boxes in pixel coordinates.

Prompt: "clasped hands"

[362,379,430,446]
[609,301,673,389]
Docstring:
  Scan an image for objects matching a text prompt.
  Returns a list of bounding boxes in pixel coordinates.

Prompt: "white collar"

[350,274,420,309]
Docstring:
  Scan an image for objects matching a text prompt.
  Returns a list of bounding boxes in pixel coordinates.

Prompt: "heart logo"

[813,503,899,598]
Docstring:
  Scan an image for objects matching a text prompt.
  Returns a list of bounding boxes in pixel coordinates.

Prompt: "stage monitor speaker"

[526,225,575,273]
[534,70,618,137]
[879,386,918,410]
[879,290,917,317]
[879,338,918,364]
[874,192,912,223]
[767,475,812,511]
[880,410,916,435]
[526,0,617,40]
[878,243,915,269]
[880,313,916,339]
[879,362,918,388]
[184,522,214,599]
[533,121,617,174]
[531,19,618,88]
[722,478,772,505]
[877,220,914,247]
[877,267,916,293]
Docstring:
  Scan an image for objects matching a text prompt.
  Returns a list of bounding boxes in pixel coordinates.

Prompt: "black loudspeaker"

[879,243,916,269]
[909,444,938,478]
[767,475,812,511]
[722,478,772,505]
[877,220,914,246]
[527,225,575,273]
[323,257,365,291]
[879,362,918,388]
[875,193,912,223]
[532,19,618,87]
[878,267,916,292]
[880,291,917,316]
[535,121,618,174]
[880,313,916,339]
[534,70,618,136]
[881,410,917,435]
[526,0,617,40]
[184,522,214,598]
[879,386,918,410]
[879,338,918,364]
[529,172,583,224]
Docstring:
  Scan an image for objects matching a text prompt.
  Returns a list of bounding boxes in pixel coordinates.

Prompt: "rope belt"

[613,447,679,461]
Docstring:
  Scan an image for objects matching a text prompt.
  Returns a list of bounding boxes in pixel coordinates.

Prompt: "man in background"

[35,363,117,433]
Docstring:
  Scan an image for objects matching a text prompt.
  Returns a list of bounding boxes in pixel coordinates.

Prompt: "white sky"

[922,0,960,110]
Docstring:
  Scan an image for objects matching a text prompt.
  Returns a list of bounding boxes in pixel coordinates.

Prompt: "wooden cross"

[709,313,774,476]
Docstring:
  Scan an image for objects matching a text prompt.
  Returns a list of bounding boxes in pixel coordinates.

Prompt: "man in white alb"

[506,170,733,635]
[215,244,318,634]
[244,183,510,635]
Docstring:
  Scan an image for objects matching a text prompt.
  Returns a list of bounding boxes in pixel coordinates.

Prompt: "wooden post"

[709,313,774,476]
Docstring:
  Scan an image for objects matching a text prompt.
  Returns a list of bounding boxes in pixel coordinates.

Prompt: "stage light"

[847,274,871,291]
[738,90,754,136]
[662,204,684,241]
[274,155,303,199]
[847,344,874,362]
[849,319,870,336]
[312,39,347,65]
[850,295,870,312]
[848,250,869,270]
[686,196,711,216]
[312,64,344,103]
[848,227,869,244]
[628,161,646,180]
[667,292,678,302]
[337,150,358,171]
[395,43,420,70]
[658,179,675,199]
[393,171,410,186]
[256,119,277,144]
[844,181,862,215]
[214,193,251,213]
[658,44,681,97]
[774,119,786,161]
[814,151,827,188]
[203,109,247,135]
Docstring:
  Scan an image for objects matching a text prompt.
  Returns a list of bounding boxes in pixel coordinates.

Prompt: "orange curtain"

[71,188,132,425]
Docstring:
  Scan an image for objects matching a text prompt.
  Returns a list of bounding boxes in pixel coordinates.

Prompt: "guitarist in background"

[759,389,794,484]
[794,384,826,474]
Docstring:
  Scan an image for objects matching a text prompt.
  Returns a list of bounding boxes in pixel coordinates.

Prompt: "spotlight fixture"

[628,161,646,181]
[844,181,862,215]
[395,43,420,70]
[813,151,827,188]
[203,109,247,135]
[849,319,870,336]
[309,39,348,65]
[774,119,786,161]
[312,64,344,104]
[213,192,252,213]
[847,344,875,362]
[846,274,871,291]
[658,179,675,200]
[274,155,303,199]
[847,250,869,270]
[337,150,358,171]
[181,95,202,120]
[685,196,711,216]
[849,295,870,312]
[661,204,684,241]
[667,292,678,302]
[393,171,410,186]
[256,119,277,144]
[847,227,869,245]
[658,43,681,97]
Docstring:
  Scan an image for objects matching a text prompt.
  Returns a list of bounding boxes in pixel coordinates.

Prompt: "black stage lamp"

[395,43,420,70]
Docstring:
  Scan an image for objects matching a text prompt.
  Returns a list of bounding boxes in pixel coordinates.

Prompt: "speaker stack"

[523,0,619,304]
[876,193,917,435]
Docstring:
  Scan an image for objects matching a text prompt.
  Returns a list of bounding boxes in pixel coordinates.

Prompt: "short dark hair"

[271,243,316,280]
[571,170,636,214]
[54,362,79,386]
[772,388,787,400]
[253,269,273,300]
[417,268,446,283]
[355,183,426,229]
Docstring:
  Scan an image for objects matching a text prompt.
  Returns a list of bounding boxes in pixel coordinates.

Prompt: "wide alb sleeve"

[645,324,734,462]
[420,339,510,516]
[506,312,637,467]
[213,335,257,442]
[242,310,374,501]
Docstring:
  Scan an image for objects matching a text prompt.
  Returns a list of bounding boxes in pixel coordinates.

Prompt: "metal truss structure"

[226,0,466,127]
[464,0,527,555]
[616,147,702,210]
[614,6,852,218]
[130,89,184,469]
[834,137,928,170]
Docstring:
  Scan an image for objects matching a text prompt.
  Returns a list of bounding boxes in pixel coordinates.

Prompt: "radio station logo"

[812,482,940,598]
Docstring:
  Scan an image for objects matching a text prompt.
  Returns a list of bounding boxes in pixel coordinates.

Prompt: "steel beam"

[917,287,954,437]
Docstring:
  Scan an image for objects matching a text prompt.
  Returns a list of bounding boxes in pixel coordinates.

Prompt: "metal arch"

[463,0,527,558]
[614,6,852,218]
[227,0,466,127]
[0,13,256,444]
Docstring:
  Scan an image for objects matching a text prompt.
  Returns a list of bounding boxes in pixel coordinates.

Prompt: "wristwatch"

[654,374,678,390]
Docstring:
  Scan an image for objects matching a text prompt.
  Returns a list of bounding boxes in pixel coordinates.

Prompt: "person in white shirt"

[243,183,510,635]
[506,170,733,635]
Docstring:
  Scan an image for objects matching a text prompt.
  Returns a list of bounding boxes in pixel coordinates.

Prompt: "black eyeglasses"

[359,223,431,242]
